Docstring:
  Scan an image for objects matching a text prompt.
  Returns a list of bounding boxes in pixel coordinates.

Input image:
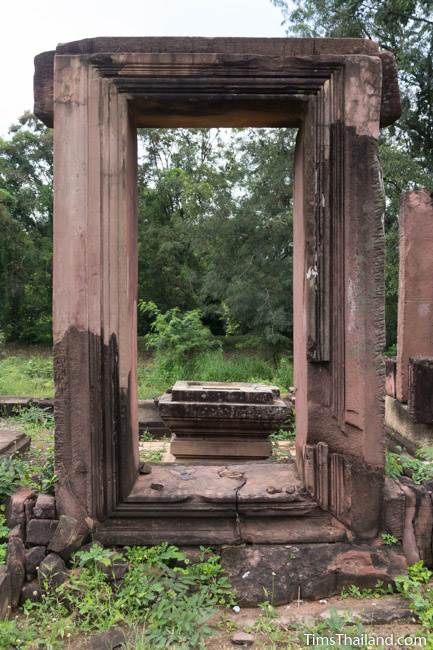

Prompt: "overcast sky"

[1,0,286,137]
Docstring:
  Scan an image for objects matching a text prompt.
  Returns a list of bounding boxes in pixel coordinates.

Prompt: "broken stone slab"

[221,543,407,606]
[33,494,56,520]
[0,397,32,416]
[26,519,59,546]
[48,515,90,560]
[6,536,25,609]
[38,553,66,591]
[126,461,314,518]
[0,429,31,458]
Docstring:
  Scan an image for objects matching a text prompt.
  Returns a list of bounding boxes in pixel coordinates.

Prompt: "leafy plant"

[385,450,404,480]
[0,455,23,501]
[385,450,433,484]
[340,581,393,599]
[395,561,433,630]
[140,301,221,376]
[0,542,234,649]
[270,428,295,442]
[381,532,399,546]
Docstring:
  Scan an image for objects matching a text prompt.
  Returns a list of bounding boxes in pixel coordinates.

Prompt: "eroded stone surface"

[38,553,66,591]
[25,546,46,580]
[34,494,56,520]
[160,381,290,462]
[221,544,407,606]
[48,515,90,560]
[6,536,25,609]
[26,519,59,546]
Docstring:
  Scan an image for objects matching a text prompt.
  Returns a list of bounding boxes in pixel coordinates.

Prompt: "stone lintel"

[34,37,400,128]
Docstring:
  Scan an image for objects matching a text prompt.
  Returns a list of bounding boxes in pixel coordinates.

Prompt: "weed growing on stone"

[340,581,394,599]
[381,532,399,545]
[385,450,433,484]
[139,447,165,464]
[0,542,235,649]
[395,561,433,631]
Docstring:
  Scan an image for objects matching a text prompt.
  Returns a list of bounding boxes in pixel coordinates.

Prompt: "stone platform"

[158,381,291,462]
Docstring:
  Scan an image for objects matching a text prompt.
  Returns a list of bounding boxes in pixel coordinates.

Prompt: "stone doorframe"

[34,37,400,543]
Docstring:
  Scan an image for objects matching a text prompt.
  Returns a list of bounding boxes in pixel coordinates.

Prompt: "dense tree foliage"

[1,121,294,351]
[137,128,294,351]
[0,114,53,344]
[2,3,431,351]
[272,0,433,346]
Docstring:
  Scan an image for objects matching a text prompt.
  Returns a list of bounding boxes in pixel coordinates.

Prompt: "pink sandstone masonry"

[397,189,433,403]
[33,37,401,545]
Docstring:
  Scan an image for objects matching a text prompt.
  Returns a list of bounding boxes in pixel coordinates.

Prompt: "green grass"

[0,348,293,401]
[0,354,53,397]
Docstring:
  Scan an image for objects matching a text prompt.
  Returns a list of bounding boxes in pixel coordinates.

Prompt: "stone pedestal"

[158,381,290,462]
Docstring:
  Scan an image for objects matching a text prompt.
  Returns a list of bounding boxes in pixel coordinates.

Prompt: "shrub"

[139,301,221,381]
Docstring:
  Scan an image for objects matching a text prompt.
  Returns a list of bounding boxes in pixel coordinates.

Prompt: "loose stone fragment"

[231,631,255,646]
[34,494,56,519]
[48,515,90,560]
[218,469,245,480]
[266,486,282,495]
[150,483,164,491]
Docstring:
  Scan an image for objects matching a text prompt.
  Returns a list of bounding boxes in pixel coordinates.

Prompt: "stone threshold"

[95,461,348,546]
